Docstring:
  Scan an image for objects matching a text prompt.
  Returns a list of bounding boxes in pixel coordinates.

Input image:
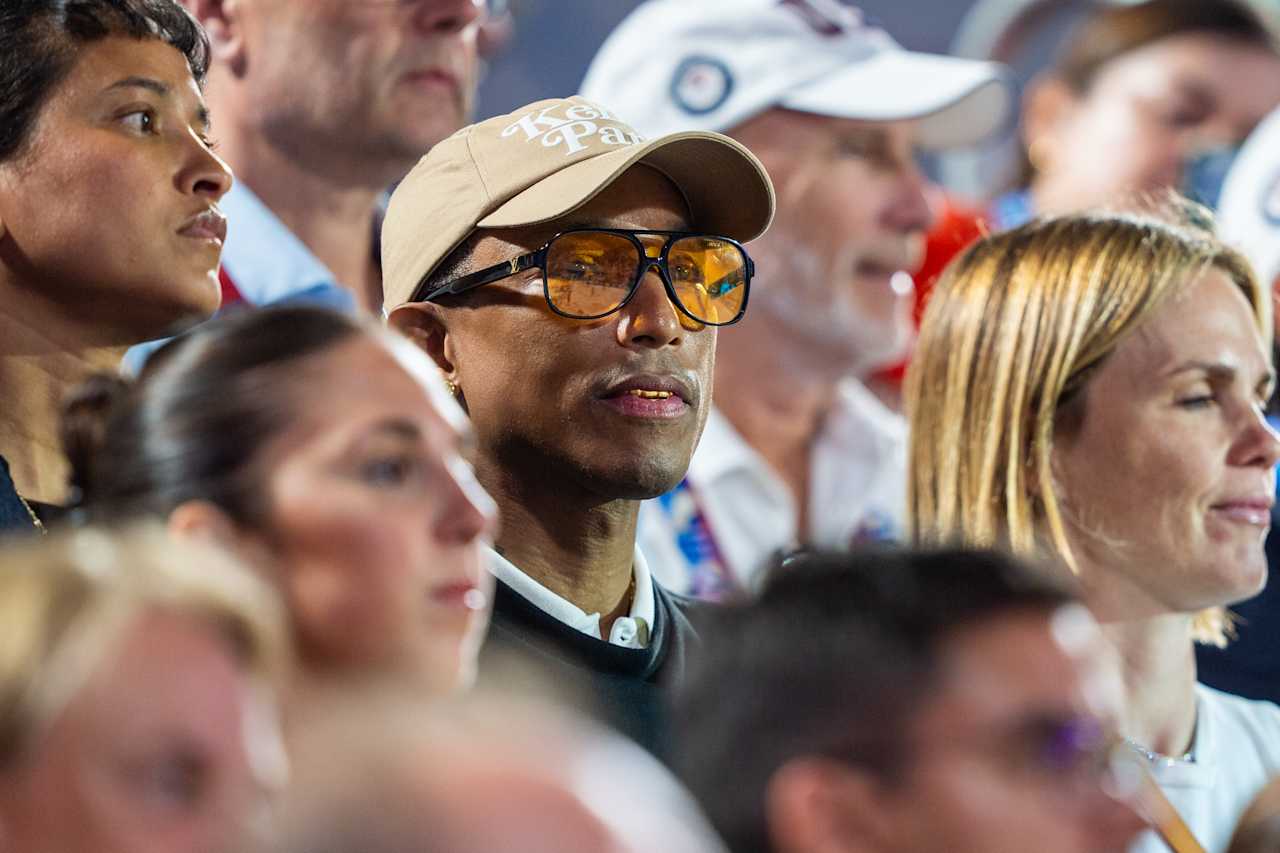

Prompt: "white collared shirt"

[486,546,655,649]
[639,378,906,597]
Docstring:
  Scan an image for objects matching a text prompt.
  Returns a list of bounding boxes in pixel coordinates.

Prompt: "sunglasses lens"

[545,232,639,318]
[668,236,748,324]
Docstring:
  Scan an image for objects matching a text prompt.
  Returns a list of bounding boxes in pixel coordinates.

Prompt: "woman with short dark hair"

[0,0,231,532]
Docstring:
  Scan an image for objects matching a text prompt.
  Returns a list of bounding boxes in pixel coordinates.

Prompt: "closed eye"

[1176,394,1215,409]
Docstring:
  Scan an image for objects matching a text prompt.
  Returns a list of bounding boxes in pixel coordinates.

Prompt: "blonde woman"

[907,208,1280,853]
[0,525,287,853]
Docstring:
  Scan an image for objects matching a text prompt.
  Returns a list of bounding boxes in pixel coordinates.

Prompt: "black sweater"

[480,576,701,757]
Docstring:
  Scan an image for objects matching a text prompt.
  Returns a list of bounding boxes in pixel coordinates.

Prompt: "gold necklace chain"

[16,493,46,535]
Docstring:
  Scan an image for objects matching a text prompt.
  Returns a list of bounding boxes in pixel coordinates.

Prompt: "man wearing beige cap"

[382,96,774,753]
[582,0,1013,599]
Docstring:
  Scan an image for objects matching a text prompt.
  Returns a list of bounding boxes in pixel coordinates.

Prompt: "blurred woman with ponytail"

[62,304,497,700]
[0,1,232,533]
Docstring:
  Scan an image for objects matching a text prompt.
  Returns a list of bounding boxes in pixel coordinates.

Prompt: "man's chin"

[576,457,691,502]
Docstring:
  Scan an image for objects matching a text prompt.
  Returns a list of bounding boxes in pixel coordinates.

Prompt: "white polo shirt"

[486,546,656,649]
[639,378,906,598]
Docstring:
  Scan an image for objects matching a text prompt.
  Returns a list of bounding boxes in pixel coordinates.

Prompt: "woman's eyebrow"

[102,75,170,97]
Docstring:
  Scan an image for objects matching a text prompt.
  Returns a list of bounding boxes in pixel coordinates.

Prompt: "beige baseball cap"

[381,96,775,312]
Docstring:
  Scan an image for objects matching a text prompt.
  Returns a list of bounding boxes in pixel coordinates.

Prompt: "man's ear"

[389,303,458,381]
[766,757,900,853]
[168,499,270,570]
[185,0,247,73]
[1021,73,1079,176]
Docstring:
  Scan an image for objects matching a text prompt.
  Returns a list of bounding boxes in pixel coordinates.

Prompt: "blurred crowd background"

[11,1,1280,853]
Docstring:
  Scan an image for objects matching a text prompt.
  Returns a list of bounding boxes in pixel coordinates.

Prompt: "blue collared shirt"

[124,182,357,371]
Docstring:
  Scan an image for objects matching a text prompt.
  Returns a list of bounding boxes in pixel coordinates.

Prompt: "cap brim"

[477,131,774,242]
[780,51,1012,150]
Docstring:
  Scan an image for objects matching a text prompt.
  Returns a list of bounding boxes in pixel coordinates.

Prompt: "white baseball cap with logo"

[1218,105,1280,291]
[580,0,1013,149]
[381,96,775,312]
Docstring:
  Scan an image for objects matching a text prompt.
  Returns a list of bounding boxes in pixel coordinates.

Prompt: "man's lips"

[600,373,694,403]
[400,68,460,95]
[597,372,696,419]
[178,207,227,245]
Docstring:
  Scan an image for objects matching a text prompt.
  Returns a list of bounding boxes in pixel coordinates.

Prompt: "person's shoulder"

[652,581,708,642]
[1197,683,1280,753]
[654,580,703,619]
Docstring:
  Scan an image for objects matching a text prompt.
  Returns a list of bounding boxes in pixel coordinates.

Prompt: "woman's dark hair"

[62,305,368,528]
[0,0,210,162]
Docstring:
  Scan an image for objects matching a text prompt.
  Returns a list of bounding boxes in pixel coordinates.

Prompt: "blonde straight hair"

[0,524,287,766]
[906,208,1267,645]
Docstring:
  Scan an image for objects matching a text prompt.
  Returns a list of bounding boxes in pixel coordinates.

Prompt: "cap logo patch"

[501,101,645,156]
[1262,167,1280,226]
[670,56,733,115]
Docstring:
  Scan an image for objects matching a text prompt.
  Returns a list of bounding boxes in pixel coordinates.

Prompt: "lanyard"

[655,477,737,601]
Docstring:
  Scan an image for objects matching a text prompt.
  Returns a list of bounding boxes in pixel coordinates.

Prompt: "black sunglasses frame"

[411,228,754,327]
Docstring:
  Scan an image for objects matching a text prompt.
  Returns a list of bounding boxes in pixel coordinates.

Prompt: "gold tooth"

[627,389,674,399]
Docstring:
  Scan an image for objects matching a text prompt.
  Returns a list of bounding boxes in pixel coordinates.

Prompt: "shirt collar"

[218,182,343,305]
[486,546,655,648]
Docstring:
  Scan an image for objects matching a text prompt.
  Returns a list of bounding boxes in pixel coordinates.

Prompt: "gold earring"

[1027,137,1054,173]
[445,378,460,398]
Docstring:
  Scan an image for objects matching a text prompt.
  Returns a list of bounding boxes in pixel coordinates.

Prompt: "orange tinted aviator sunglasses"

[412,228,754,328]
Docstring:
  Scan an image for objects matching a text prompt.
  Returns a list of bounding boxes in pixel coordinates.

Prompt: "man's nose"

[616,268,687,349]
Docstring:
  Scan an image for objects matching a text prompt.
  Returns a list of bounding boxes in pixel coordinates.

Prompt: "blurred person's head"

[262,689,728,853]
[1022,0,1280,217]
[1228,775,1280,853]
[384,97,773,503]
[907,204,1277,644]
[581,0,1012,378]
[0,524,286,853]
[674,547,1145,853]
[188,0,486,189]
[0,0,231,342]
[62,305,497,695]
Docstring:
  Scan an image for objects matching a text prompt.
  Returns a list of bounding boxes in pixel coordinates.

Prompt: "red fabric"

[873,198,988,385]
[218,267,244,307]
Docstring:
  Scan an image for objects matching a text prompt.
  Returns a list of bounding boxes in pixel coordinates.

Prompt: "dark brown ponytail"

[60,372,131,508]
[60,305,366,527]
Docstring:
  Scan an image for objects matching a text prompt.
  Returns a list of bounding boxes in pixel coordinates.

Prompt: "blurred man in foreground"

[674,548,1147,853]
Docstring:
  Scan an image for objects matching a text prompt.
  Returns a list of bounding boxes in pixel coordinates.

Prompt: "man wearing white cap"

[582,0,1012,598]
[383,96,774,753]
